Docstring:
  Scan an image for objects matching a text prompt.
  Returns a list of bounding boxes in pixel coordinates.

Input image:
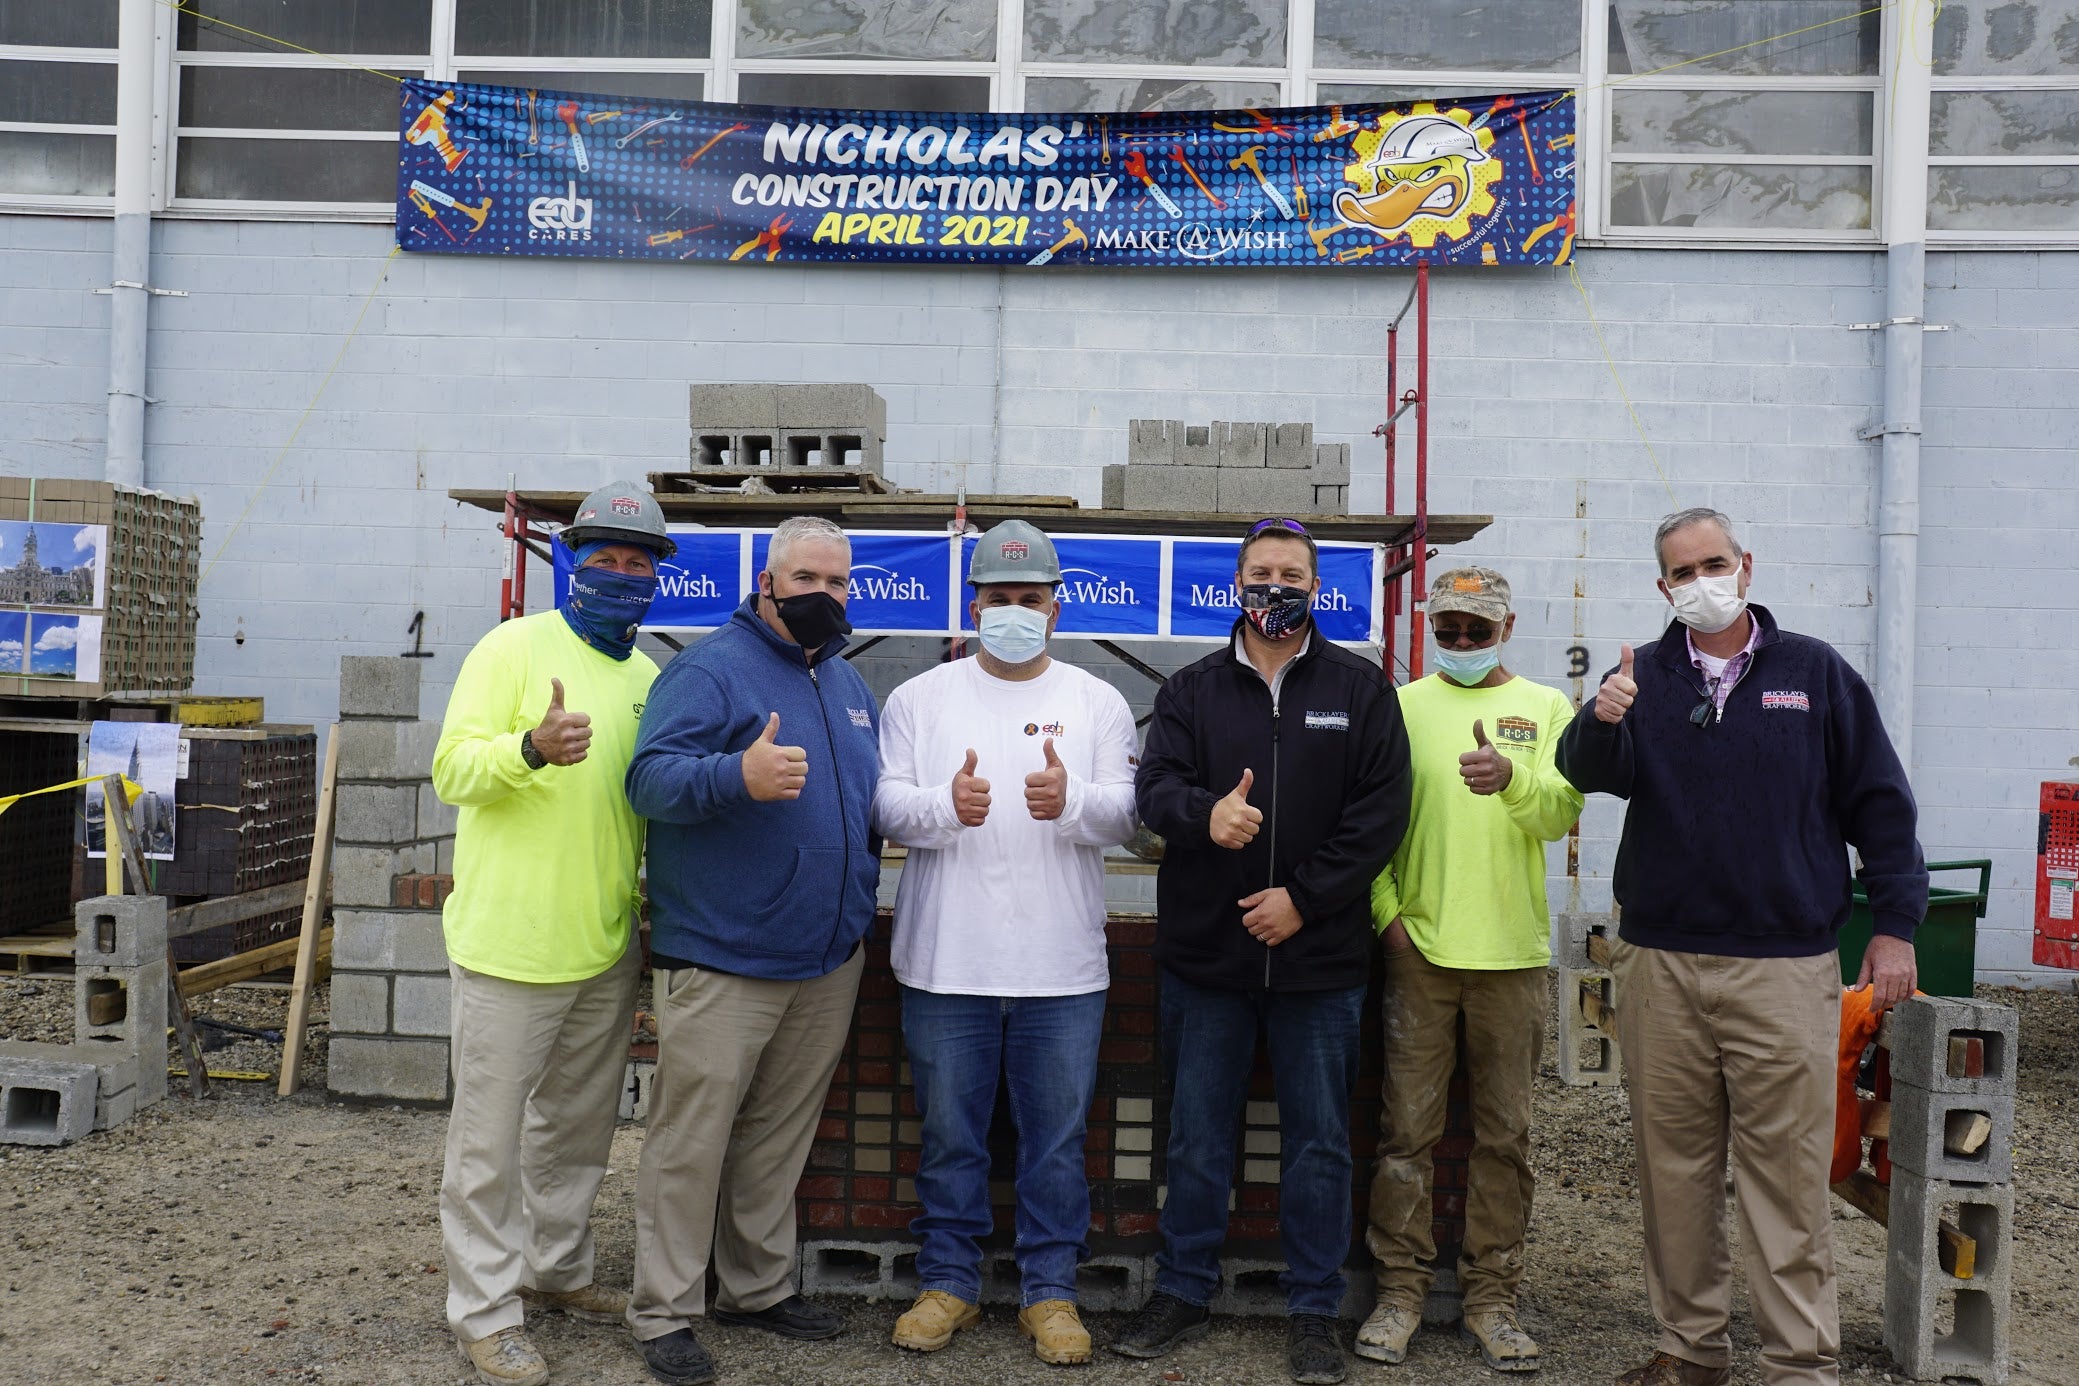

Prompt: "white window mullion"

[151,0,175,211]
[1286,0,1314,109]
[995,0,1021,111]
[428,0,457,82]
[711,0,738,103]
[1580,0,1609,240]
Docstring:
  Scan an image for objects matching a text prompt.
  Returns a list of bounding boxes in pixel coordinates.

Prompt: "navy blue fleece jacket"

[1556,605,1926,957]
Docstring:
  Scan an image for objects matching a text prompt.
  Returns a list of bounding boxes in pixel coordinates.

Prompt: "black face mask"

[767,587,851,649]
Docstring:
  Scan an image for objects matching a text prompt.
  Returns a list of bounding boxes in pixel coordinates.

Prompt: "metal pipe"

[104,0,155,488]
[1384,292,1400,678]
[1410,261,1430,680]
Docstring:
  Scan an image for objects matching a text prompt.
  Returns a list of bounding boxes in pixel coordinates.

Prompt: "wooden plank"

[179,927,331,999]
[1944,1109,1992,1157]
[1830,1169,1977,1279]
[86,989,125,1025]
[166,881,308,941]
[1942,1222,1978,1279]
[1585,932,1615,970]
[1859,1098,1892,1141]
[278,725,341,1096]
[1577,976,1617,1032]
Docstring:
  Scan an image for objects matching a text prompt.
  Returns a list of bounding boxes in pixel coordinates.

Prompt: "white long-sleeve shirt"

[873,656,1141,996]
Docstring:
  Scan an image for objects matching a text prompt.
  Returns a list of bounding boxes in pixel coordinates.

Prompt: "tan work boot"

[1353,1299,1420,1364]
[1460,1307,1540,1373]
[1614,1352,1731,1386]
[1018,1299,1093,1365]
[457,1325,549,1386]
[520,1281,627,1324]
[892,1290,981,1352]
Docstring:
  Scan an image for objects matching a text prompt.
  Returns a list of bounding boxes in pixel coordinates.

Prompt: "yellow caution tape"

[0,774,142,818]
[168,1067,276,1082]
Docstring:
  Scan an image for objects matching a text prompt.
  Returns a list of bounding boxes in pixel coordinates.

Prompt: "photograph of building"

[0,522,102,608]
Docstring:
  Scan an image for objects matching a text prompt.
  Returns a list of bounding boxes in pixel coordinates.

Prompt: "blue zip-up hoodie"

[1556,605,1926,958]
[627,596,881,979]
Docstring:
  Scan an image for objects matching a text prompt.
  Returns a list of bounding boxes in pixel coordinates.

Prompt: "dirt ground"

[3,977,2074,1386]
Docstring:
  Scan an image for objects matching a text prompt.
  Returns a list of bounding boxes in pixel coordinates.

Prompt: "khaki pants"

[440,941,639,1340]
[628,948,863,1342]
[1612,942,1841,1385]
[1365,944,1544,1313]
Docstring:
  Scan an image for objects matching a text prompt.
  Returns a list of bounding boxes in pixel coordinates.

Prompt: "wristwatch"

[520,730,547,770]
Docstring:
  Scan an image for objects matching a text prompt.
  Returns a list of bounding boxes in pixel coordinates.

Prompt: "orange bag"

[1831,986,1899,1186]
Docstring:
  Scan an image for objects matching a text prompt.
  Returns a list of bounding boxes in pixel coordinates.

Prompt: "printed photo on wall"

[85,720,180,861]
[0,609,24,674]
[24,612,102,682]
[0,521,107,609]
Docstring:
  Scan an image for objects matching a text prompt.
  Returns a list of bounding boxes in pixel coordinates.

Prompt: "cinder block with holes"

[1885,995,2018,1097]
[688,382,780,432]
[74,959,167,1053]
[1884,1177,2012,1383]
[1216,421,1268,468]
[1310,442,1352,487]
[1557,912,1619,971]
[1216,466,1313,516]
[1125,464,1218,512]
[0,1039,149,1130]
[1128,418,1182,467]
[0,1055,97,1146]
[1557,966,1621,1087]
[1266,422,1314,469]
[1887,1082,2014,1184]
[73,894,167,969]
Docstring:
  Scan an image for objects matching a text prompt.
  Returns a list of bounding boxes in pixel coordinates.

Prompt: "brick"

[1216,467,1313,516]
[72,894,168,969]
[1216,421,1268,468]
[332,844,434,909]
[1887,1083,2014,1184]
[391,972,452,1037]
[333,909,450,974]
[1885,995,2017,1096]
[1884,1177,2012,1382]
[1123,464,1218,512]
[333,783,420,845]
[1127,418,1181,467]
[338,656,421,719]
[1266,422,1314,469]
[327,1035,451,1104]
[328,972,391,1035]
[0,1056,97,1146]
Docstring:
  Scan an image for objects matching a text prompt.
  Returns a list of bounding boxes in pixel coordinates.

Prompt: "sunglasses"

[1432,623,1498,647]
[1246,517,1312,538]
[1689,677,1724,729]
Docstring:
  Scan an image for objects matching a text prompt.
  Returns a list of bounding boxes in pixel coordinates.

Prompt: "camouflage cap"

[1427,566,1511,622]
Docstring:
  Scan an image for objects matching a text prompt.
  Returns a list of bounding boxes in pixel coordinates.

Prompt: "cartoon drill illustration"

[555,101,590,172]
[406,89,468,172]
[1122,151,1182,218]
[1313,104,1361,143]
[1229,145,1296,219]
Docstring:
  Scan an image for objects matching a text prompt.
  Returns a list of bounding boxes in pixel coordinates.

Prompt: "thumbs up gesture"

[742,712,809,801]
[1025,737,1069,821]
[1458,719,1513,796]
[952,748,992,827]
[1595,644,1638,725]
[532,678,593,765]
[1209,769,1263,850]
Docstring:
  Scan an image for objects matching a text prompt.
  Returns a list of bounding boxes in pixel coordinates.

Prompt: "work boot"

[1287,1313,1347,1385]
[1018,1299,1093,1364]
[520,1281,628,1324]
[710,1293,844,1340]
[1460,1307,1540,1372]
[1107,1291,1212,1358]
[892,1290,981,1352]
[1614,1352,1731,1386]
[1353,1298,1420,1364]
[637,1327,716,1386]
[457,1326,549,1386]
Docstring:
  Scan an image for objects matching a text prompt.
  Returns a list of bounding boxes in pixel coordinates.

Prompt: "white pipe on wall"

[104,0,155,488]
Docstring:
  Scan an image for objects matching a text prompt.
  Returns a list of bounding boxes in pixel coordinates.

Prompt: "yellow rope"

[0,774,142,818]
[1568,262,1679,508]
[161,1,405,83]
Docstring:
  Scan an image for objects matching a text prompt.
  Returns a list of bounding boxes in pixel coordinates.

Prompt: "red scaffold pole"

[1409,260,1430,681]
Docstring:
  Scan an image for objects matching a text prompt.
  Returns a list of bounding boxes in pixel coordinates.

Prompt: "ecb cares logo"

[528,181,594,240]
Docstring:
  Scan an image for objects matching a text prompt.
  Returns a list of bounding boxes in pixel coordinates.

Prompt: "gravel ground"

[3,976,2075,1386]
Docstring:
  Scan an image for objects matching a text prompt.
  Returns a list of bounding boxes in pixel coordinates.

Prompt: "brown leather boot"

[1614,1351,1732,1386]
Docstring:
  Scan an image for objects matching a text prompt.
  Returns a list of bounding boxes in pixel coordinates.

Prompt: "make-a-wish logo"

[656,572,721,599]
[528,181,594,240]
[1058,567,1137,604]
[848,565,930,602]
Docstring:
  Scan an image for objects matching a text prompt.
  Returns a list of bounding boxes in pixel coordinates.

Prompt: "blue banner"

[1169,541,1375,643]
[399,79,1575,270]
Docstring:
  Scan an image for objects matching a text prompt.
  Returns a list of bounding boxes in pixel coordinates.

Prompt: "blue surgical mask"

[561,564,658,660]
[1433,644,1501,687]
[977,605,1049,665]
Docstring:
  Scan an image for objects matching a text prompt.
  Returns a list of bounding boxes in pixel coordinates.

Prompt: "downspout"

[1872,1,1937,773]
[105,0,155,488]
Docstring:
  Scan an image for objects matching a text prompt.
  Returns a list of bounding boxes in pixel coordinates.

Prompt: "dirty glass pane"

[177,1,432,54]
[175,135,396,201]
[1024,0,1285,66]
[0,130,115,195]
[735,71,990,113]
[1315,84,1509,105]
[0,2,118,47]
[1608,1,1879,76]
[1933,1,2079,75]
[1612,89,1871,156]
[739,0,994,61]
[457,70,708,102]
[0,60,117,125]
[1609,161,1871,229]
[456,0,712,59]
[1929,164,2079,232]
[1025,76,1280,114]
[1314,0,1579,70]
[1931,90,2079,156]
[178,66,399,131]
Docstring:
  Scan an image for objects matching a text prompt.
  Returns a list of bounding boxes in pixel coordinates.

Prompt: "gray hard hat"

[560,480,677,559]
[967,519,1061,587]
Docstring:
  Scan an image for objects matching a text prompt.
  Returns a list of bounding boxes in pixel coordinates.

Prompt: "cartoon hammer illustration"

[1025,217,1087,266]
[1229,145,1296,220]
[406,89,468,172]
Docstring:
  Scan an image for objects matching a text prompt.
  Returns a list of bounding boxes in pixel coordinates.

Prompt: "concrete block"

[1311,485,1347,516]
[619,1059,656,1121]
[1176,424,1217,468]
[775,382,887,436]
[0,1056,97,1146]
[73,894,168,969]
[332,844,426,909]
[391,972,453,1037]
[1124,464,1219,512]
[1886,995,2018,1096]
[798,1241,912,1302]
[692,430,775,467]
[328,971,391,1036]
[1311,442,1351,487]
[1557,912,1619,970]
[0,1041,147,1130]
[689,382,779,432]
[1887,1082,2014,1184]
[328,1035,451,1104]
[1557,966,1621,1087]
[75,960,167,1056]
[333,909,451,974]
[1266,422,1314,469]
[1127,418,1181,467]
[1216,467,1314,516]
[1101,464,1126,510]
[336,718,440,783]
[338,656,421,719]
[333,783,421,845]
[778,427,882,473]
[1216,421,1268,468]
[1884,1177,2012,1383]
[415,783,459,840]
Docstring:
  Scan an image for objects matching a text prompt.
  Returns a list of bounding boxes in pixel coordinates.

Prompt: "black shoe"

[637,1328,716,1386]
[710,1293,845,1341]
[1107,1291,1212,1359]
[1288,1313,1346,1385]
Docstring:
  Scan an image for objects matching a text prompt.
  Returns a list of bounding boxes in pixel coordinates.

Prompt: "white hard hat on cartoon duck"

[1335,112,1489,234]
[1374,114,1488,169]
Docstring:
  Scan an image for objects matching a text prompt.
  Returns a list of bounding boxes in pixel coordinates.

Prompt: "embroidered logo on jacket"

[1761,691,1810,712]
[847,706,873,729]
[1305,710,1350,731]
[1494,715,1538,744]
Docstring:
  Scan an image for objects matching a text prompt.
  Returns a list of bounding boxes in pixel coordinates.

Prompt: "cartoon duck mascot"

[1334,113,1487,237]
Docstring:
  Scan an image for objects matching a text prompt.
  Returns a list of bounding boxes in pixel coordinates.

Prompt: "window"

[0,3,119,203]
[1928,1,2079,237]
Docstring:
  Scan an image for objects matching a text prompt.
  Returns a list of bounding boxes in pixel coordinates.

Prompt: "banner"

[398,78,1575,270]
[551,530,1383,644]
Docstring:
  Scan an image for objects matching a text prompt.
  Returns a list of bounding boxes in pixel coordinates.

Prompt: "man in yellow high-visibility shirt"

[1356,567,1583,1375]
[432,481,673,1386]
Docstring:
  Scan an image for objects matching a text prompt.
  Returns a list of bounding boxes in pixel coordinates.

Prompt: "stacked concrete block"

[1266,422,1314,469]
[1312,443,1351,516]
[1883,996,2017,1384]
[69,893,167,1117]
[1110,419,1354,517]
[689,382,886,473]
[327,656,454,1106]
[1556,912,1621,1087]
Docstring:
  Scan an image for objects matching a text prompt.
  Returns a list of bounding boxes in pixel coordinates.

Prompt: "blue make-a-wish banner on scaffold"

[398,78,1576,270]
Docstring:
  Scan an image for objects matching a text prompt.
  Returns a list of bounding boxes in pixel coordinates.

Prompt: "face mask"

[561,564,657,660]
[977,605,1049,665]
[1240,583,1311,641]
[768,587,851,649]
[1668,570,1747,634]
[1433,644,1501,687]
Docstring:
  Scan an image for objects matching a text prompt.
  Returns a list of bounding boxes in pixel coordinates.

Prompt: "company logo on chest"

[1305,710,1350,731]
[1761,690,1810,712]
[847,706,874,729]
[1023,720,1067,737]
[1494,715,1537,745]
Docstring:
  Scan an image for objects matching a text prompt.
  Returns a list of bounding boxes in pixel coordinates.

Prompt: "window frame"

[1926,72,2079,245]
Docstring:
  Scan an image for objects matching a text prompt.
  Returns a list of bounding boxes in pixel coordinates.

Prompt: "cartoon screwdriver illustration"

[1122,151,1182,218]
[556,100,590,172]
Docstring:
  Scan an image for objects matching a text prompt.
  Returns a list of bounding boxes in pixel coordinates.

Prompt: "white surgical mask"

[1669,570,1747,634]
[1433,645,1501,687]
[977,605,1049,664]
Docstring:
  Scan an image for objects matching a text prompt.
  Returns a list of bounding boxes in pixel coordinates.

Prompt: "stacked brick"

[0,726,78,933]
[1555,912,1622,1087]
[1101,420,1352,517]
[325,656,457,1105]
[1882,996,2017,1383]
[689,383,887,473]
[167,731,320,962]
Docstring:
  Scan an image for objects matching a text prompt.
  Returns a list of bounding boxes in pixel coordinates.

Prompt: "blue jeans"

[901,986,1108,1306]
[1154,968,1366,1316]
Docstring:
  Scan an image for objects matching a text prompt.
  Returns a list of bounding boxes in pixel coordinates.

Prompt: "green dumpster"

[1837,859,1990,998]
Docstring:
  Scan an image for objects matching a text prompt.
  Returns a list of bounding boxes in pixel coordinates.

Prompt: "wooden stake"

[104,775,209,1097]
[278,724,341,1097]
[100,779,123,896]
